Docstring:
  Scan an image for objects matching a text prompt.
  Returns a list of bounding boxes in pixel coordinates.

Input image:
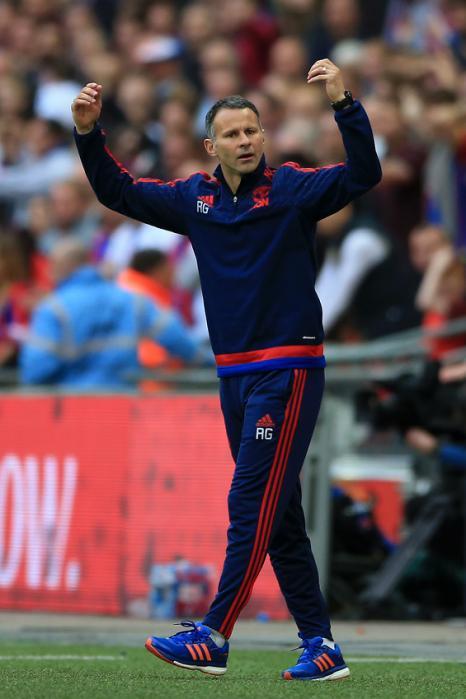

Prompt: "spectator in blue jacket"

[20,239,210,388]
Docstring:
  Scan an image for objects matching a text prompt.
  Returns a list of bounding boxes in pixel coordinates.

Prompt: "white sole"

[312,667,350,681]
[173,660,227,675]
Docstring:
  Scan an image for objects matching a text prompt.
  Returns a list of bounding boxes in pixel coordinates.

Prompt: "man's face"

[409,226,446,272]
[51,183,86,229]
[204,107,264,177]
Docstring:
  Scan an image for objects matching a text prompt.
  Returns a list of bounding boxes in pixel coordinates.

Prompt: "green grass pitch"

[0,643,465,698]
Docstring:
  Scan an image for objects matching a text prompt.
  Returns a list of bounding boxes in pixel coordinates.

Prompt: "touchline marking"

[0,655,463,664]
[346,657,466,664]
[0,655,124,661]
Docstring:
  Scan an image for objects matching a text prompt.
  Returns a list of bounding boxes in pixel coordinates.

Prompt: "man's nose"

[238,131,251,146]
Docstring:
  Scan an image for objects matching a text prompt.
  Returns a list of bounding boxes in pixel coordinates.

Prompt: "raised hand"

[307,59,345,103]
[71,82,103,134]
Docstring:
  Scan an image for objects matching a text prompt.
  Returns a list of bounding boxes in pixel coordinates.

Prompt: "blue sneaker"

[145,620,229,676]
[282,635,350,681]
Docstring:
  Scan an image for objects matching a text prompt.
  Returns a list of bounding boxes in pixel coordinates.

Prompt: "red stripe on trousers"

[219,369,307,637]
[220,370,307,637]
[221,370,307,637]
[221,370,306,638]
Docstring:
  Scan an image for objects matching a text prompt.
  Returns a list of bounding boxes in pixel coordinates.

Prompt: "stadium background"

[0,0,466,624]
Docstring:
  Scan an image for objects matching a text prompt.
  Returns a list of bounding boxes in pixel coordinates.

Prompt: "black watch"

[331,90,354,112]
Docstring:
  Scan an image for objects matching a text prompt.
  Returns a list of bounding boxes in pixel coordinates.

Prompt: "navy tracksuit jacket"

[75,100,381,638]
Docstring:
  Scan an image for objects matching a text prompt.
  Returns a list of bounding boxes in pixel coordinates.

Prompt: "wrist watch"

[331,90,354,112]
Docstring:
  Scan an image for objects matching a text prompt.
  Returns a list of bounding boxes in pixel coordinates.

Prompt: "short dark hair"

[129,249,167,274]
[205,95,260,139]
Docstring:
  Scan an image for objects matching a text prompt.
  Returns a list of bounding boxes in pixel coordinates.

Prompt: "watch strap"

[331,90,354,112]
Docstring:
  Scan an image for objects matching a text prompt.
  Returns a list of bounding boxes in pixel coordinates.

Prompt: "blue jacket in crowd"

[20,266,207,388]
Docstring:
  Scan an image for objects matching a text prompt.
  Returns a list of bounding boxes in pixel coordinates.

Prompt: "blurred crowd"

[1,0,466,386]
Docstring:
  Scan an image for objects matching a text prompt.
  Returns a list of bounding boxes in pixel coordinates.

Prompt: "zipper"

[233,195,238,204]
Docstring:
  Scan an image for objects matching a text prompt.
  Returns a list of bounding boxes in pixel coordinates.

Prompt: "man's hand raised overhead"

[72,82,103,135]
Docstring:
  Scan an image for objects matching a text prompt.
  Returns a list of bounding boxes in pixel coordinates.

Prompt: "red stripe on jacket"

[215,345,323,367]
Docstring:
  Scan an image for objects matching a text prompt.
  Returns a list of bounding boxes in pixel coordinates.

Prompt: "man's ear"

[204,138,216,157]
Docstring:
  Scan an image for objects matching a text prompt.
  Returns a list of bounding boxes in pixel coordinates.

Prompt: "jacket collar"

[117,268,172,308]
[213,155,267,195]
[58,265,102,289]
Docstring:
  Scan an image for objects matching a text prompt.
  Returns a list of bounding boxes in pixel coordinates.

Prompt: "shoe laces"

[292,636,325,664]
[170,620,210,646]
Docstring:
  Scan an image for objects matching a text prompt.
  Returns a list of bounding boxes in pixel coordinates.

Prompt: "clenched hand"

[307,59,346,103]
[72,82,103,134]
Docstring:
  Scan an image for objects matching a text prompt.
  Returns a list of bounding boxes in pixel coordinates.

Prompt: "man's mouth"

[238,153,254,161]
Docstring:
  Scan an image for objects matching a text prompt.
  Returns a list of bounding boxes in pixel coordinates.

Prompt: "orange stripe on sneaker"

[314,657,325,672]
[219,369,307,638]
[193,644,204,661]
[322,653,335,667]
[186,644,198,661]
[319,655,330,670]
[201,643,212,661]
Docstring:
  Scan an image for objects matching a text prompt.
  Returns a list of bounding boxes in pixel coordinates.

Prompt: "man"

[20,239,208,388]
[71,58,381,680]
[406,359,466,469]
[118,248,184,369]
[0,119,77,216]
[38,179,99,254]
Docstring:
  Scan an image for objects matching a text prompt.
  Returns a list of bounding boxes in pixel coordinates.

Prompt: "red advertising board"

[0,394,287,619]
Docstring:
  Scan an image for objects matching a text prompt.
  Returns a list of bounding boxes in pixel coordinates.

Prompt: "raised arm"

[72,83,186,233]
[280,59,382,219]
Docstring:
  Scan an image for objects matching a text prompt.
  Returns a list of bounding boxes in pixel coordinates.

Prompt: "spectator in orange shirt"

[118,248,189,369]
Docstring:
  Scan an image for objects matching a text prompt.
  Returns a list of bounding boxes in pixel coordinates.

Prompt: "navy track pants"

[202,367,332,640]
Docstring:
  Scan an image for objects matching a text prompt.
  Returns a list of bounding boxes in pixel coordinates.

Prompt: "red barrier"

[0,395,287,619]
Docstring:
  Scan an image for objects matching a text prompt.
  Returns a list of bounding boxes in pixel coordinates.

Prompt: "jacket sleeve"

[280,101,382,220]
[74,125,186,233]
[439,443,466,470]
[138,297,214,366]
[19,302,65,384]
